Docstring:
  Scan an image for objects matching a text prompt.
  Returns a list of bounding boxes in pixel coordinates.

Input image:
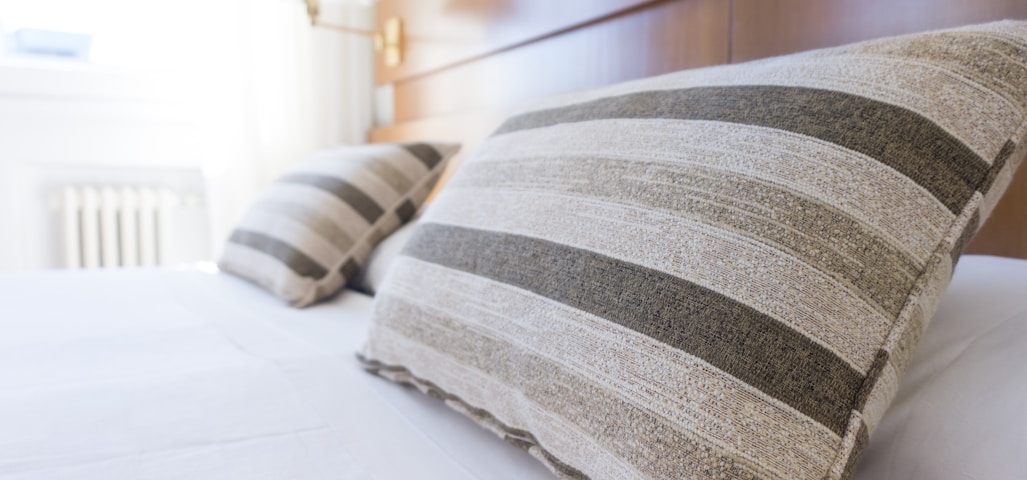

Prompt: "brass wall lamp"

[303,0,404,67]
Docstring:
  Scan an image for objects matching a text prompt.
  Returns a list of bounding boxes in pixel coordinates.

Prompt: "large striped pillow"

[359,22,1027,480]
[219,142,457,307]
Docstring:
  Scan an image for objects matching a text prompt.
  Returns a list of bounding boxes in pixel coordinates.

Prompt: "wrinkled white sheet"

[855,255,1027,480]
[0,266,548,480]
[1,255,1024,479]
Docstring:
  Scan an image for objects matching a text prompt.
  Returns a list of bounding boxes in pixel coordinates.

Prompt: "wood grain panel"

[375,0,662,85]
[391,0,729,123]
[732,0,1027,62]
[967,159,1027,259]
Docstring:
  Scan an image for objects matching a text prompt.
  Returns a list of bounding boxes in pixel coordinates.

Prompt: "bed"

[2,253,1026,480]
[3,1,1027,479]
[0,263,549,479]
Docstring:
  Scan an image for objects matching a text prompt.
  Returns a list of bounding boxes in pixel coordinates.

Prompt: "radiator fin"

[61,186,177,269]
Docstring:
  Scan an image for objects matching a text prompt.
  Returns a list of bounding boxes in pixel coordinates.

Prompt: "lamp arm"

[311,21,377,37]
[301,0,402,67]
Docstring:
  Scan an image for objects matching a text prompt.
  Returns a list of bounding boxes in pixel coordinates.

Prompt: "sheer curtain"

[214,0,376,246]
[0,0,375,254]
[239,0,374,183]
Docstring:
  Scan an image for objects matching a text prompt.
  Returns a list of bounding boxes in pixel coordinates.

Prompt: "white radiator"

[61,186,180,269]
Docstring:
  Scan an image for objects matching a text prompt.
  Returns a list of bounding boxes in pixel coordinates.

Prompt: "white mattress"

[854,255,1027,480]
[0,265,550,480]
[0,255,1025,479]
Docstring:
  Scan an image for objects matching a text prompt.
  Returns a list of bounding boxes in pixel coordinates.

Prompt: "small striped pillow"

[219,142,458,307]
[359,22,1027,479]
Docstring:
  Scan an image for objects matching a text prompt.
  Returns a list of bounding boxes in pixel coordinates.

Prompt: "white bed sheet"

[854,255,1027,480]
[0,266,549,480]
[1,255,1025,479]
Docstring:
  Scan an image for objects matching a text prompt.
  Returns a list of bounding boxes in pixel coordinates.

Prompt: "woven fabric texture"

[219,142,457,307]
[360,22,1027,479]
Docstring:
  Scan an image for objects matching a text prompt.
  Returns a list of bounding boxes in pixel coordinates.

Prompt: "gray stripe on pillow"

[340,257,362,280]
[370,295,783,479]
[259,183,372,236]
[395,199,418,223]
[980,140,1016,194]
[467,118,953,261]
[511,53,1023,163]
[403,222,862,435]
[364,156,415,193]
[381,255,842,476]
[279,173,385,223]
[845,29,1027,114]
[494,85,986,214]
[401,142,444,169]
[228,229,328,279]
[252,199,356,253]
[288,161,402,209]
[452,157,920,316]
[425,188,891,371]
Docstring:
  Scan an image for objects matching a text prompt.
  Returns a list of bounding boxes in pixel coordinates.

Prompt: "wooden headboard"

[369,0,1027,259]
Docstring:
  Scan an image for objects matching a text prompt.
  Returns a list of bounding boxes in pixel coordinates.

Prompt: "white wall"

[0,59,222,270]
[0,0,375,272]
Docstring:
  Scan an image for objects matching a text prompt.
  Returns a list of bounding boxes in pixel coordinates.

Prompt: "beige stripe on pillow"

[384,257,842,477]
[470,119,953,260]
[426,188,891,371]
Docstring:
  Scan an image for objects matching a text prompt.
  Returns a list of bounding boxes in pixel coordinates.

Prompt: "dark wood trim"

[731,0,1027,62]
[375,0,669,86]
[390,0,729,123]
[967,161,1027,260]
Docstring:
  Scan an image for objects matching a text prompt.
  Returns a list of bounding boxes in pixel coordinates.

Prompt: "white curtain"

[1,0,376,254]
[238,0,375,183]
[210,0,375,246]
